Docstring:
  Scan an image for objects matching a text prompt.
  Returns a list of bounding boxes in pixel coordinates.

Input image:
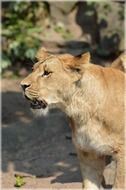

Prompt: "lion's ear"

[36,47,49,61]
[75,52,90,64]
[61,52,91,74]
[82,52,90,63]
[68,52,91,72]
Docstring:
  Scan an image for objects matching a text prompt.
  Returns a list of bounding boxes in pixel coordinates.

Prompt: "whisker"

[28,90,38,94]
[28,93,39,97]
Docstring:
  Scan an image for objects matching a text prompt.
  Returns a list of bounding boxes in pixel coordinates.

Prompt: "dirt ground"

[2,78,82,189]
[2,79,115,189]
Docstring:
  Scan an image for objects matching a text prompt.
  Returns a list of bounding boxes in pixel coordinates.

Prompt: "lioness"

[21,48,125,190]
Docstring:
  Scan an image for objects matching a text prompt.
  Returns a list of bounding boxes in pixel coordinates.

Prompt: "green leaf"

[14,175,25,187]
[1,55,11,70]
[25,48,36,59]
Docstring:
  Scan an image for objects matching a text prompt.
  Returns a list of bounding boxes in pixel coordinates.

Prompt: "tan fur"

[111,53,126,72]
[21,48,125,190]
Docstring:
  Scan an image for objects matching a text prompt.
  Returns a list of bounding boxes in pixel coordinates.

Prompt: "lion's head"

[21,48,90,115]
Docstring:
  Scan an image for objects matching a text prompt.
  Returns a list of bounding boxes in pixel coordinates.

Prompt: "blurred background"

[2,0,124,77]
[1,1,125,189]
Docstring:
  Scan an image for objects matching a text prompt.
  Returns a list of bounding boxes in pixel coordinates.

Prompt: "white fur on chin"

[31,106,49,117]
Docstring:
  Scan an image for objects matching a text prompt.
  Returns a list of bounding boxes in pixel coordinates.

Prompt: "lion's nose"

[21,84,30,91]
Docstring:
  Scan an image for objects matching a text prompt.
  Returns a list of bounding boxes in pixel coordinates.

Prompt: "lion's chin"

[31,106,49,117]
[30,102,64,117]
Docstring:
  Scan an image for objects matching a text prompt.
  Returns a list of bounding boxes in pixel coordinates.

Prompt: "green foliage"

[2,2,49,71]
[2,1,124,73]
[14,175,25,187]
[1,54,11,70]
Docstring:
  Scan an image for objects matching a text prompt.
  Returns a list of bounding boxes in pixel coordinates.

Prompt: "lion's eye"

[42,70,52,77]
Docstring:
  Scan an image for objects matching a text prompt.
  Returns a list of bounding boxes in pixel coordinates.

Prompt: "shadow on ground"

[2,87,81,188]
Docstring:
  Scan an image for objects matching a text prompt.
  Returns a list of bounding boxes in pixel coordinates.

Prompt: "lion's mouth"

[25,95,48,109]
[30,99,48,109]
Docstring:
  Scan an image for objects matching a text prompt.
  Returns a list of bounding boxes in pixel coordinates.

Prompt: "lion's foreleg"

[113,147,125,189]
[77,150,105,190]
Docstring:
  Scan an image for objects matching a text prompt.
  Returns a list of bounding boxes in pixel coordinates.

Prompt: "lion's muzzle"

[30,99,47,109]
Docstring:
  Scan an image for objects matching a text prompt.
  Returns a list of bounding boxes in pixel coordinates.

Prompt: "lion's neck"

[64,76,105,129]
[61,87,90,129]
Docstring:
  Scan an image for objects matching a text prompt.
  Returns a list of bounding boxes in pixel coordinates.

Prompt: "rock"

[50,2,76,24]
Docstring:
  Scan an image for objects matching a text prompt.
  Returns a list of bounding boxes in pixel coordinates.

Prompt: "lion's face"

[21,48,90,115]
